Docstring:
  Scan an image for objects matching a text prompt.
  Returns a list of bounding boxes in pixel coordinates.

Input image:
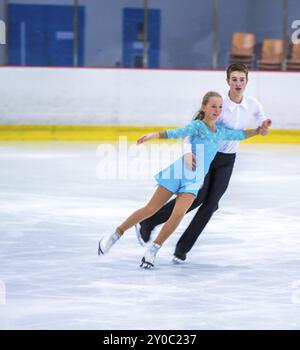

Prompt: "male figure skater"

[136,63,271,262]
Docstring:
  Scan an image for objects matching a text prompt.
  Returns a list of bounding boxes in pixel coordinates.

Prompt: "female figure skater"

[98,91,271,269]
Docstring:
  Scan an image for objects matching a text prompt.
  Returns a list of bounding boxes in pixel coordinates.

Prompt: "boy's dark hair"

[226,63,249,80]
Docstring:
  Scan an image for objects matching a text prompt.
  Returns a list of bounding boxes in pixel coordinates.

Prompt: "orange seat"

[257,39,283,70]
[229,32,256,68]
[286,43,300,70]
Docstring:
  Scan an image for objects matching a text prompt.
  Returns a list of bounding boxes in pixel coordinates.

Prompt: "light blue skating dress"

[155,120,245,196]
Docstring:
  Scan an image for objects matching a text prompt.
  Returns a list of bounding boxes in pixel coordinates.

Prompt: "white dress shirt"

[183,93,267,154]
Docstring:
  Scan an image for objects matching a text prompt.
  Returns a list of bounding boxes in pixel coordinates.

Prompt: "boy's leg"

[174,154,235,259]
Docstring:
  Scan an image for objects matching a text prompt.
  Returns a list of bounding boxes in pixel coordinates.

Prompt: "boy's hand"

[184,152,197,170]
[258,118,272,136]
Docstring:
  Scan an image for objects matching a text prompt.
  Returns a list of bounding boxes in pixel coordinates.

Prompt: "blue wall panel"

[123,8,160,68]
[8,4,84,66]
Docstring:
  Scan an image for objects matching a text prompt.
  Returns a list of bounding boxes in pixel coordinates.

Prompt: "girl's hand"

[137,134,154,144]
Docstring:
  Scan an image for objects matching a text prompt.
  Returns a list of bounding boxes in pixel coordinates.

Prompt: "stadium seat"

[257,39,283,70]
[229,32,256,68]
[286,43,300,70]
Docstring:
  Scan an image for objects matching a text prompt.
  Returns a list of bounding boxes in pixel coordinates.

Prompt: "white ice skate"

[140,243,161,269]
[172,255,185,264]
[172,248,186,264]
[98,232,120,255]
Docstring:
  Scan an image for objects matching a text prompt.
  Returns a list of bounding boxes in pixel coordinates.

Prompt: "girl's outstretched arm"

[137,131,167,144]
[221,118,272,141]
[137,120,201,145]
[244,119,272,139]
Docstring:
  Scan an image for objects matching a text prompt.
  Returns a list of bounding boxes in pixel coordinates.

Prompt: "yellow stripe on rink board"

[0,125,300,143]
[243,129,300,144]
[0,125,172,142]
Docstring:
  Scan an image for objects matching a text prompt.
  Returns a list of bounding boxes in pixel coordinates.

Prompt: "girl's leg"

[140,193,195,268]
[98,186,173,256]
[154,193,195,246]
[117,186,173,235]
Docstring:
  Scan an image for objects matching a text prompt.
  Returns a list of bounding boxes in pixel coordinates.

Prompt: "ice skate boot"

[172,247,186,264]
[140,243,161,269]
[98,231,120,255]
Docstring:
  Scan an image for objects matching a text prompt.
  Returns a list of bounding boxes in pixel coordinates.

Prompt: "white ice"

[0,142,300,330]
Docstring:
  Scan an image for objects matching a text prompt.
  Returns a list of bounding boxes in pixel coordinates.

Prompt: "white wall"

[0,66,299,129]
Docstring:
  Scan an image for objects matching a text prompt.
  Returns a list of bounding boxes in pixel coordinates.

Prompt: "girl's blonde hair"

[193,91,222,120]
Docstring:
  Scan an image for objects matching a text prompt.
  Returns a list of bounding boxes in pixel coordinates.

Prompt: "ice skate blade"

[98,241,104,255]
[172,256,185,264]
[140,257,154,269]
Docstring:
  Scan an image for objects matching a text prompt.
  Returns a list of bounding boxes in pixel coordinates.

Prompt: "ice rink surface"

[0,141,300,330]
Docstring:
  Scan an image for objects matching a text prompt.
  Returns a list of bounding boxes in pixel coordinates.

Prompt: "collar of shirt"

[224,93,248,112]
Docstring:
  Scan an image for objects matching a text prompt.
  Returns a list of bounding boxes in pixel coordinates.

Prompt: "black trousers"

[140,152,236,254]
